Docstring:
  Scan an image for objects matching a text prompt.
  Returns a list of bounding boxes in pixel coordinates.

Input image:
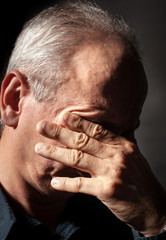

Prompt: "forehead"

[50,39,142,133]
[72,39,124,86]
[65,39,125,105]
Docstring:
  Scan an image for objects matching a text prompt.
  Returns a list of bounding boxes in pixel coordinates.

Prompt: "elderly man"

[0,1,165,239]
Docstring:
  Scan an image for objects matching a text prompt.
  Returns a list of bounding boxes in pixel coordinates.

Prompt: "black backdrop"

[0,0,166,188]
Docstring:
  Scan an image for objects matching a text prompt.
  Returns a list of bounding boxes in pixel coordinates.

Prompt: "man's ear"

[0,70,29,128]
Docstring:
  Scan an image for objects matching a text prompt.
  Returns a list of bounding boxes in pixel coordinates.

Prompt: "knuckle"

[103,180,121,199]
[109,181,121,198]
[45,144,56,156]
[53,125,62,139]
[61,178,67,189]
[90,123,108,139]
[125,141,136,153]
[111,136,122,145]
[74,133,89,149]
[114,148,132,171]
[46,123,61,138]
[73,115,82,129]
[121,138,136,153]
[112,163,125,180]
[111,138,137,164]
[75,177,83,191]
[115,149,126,162]
[70,149,84,166]
[68,114,82,129]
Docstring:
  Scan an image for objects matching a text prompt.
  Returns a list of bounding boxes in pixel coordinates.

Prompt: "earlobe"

[0,70,28,128]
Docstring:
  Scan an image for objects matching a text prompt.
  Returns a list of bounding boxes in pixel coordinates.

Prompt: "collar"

[0,187,16,240]
[55,220,80,239]
[54,194,92,239]
[54,193,96,239]
[0,186,83,240]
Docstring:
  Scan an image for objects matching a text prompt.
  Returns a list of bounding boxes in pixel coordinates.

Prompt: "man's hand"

[35,112,166,237]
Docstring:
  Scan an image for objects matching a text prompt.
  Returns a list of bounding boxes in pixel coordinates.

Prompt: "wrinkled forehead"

[72,38,124,85]
[66,39,124,105]
[55,40,147,132]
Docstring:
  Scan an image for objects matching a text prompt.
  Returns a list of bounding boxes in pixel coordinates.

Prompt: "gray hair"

[1,0,140,134]
[6,1,139,101]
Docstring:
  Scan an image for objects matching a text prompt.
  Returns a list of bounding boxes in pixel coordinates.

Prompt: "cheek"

[30,152,84,184]
[32,154,61,177]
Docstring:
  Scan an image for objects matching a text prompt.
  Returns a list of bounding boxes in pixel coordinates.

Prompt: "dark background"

[0,0,165,188]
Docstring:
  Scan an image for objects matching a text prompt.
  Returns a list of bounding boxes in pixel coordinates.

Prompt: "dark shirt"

[0,187,165,240]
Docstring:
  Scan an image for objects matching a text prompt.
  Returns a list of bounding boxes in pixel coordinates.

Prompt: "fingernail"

[62,112,72,125]
[36,121,47,133]
[51,178,60,187]
[63,112,71,121]
[35,143,46,152]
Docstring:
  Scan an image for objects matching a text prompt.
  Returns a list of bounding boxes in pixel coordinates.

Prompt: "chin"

[28,174,73,201]
[30,163,85,198]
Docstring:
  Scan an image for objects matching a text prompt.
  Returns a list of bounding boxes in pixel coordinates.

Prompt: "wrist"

[142,217,166,237]
[141,189,166,237]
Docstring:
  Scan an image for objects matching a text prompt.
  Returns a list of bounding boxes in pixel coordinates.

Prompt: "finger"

[35,142,103,175]
[59,112,118,143]
[36,121,109,158]
[51,177,103,196]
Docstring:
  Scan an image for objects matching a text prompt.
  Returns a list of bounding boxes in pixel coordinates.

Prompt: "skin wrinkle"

[34,39,139,188]
[42,41,144,134]
[36,39,142,146]
[1,2,166,236]
[58,58,137,134]
[0,34,150,235]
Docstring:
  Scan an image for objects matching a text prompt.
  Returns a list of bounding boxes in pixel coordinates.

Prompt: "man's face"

[16,39,143,196]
